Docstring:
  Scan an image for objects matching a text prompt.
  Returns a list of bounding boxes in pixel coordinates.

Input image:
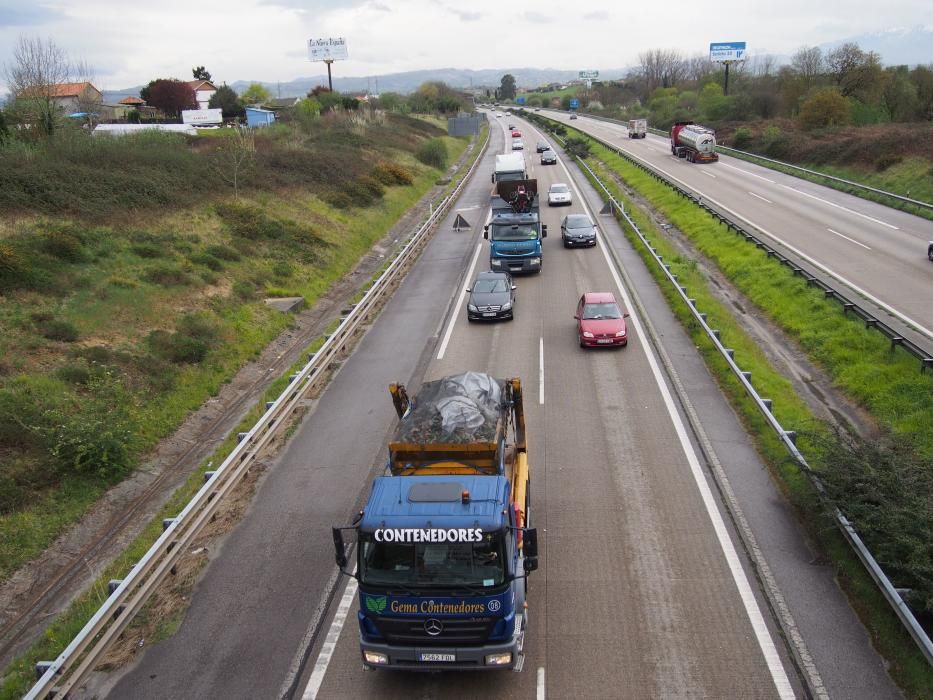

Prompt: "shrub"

[415,138,448,169]
[147,329,208,364]
[272,260,293,278]
[563,137,591,159]
[142,263,194,287]
[43,374,136,479]
[232,280,256,299]
[189,252,224,271]
[205,244,241,261]
[732,127,753,149]
[325,191,354,209]
[798,89,849,130]
[39,319,80,342]
[131,242,166,259]
[371,162,414,186]
[875,154,903,172]
[38,225,87,262]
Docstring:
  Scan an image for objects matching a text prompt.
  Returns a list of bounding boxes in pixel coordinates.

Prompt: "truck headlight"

[485,652,512,666]
[491,259,502,267]
[363,651,389,665]
[530,257,540,265]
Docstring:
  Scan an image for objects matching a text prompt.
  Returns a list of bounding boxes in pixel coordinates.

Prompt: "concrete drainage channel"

[25,128,491,700]
[542,119,933,667]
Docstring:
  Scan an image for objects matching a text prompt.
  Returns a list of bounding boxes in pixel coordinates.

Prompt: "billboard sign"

[579,71,599,80]
[516,96,526,104]
[709,42,747,63]
[182,108,223,125]
[308,37,349,62]
[569,98,579,109]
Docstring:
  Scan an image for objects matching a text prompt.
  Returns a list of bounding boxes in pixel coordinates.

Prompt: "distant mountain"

[819,26,933,67]
[102,67,630,104]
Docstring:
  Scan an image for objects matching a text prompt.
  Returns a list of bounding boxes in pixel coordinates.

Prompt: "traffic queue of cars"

[466,113,627,349]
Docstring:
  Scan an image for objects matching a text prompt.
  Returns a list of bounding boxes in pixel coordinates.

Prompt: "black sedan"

[536,140,550,153]
[467,271,516,321]
[540,149,557,165]
[561,214,597,248]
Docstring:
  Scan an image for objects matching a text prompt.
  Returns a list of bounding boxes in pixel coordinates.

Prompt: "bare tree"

[213,127,256,200]
[791,46,824,89]
[637,48,687,95]
[2,35,85,137]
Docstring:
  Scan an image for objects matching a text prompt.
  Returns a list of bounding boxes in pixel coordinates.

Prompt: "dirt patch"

[0,134,483,672]
[602,163,878,438]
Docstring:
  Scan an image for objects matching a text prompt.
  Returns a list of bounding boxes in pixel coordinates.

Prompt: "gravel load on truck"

[394,372,504,443]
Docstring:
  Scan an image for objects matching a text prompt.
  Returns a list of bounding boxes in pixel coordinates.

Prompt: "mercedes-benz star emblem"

[424,619,443,636]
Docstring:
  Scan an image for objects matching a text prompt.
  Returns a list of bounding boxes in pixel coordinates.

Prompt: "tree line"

[516,43,933,131]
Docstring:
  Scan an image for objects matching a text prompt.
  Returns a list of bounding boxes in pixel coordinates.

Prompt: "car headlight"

[468,304,478,312]
[501,302,512,310]
[615,330,626,337]
[583,331,595,338]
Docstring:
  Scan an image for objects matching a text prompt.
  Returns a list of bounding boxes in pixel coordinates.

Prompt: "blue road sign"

[516,96,526,104]
[710,41,747,62]
[569,98,579,109]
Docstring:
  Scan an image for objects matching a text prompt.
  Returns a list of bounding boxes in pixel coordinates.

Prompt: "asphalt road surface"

[101,115,902,700]
[539,108,933,344]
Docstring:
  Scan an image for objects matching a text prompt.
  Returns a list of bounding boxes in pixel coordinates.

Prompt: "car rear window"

[550,184,569,193]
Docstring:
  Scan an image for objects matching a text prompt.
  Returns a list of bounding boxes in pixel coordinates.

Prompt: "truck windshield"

[492,224,539,241]
[359,531,507,588]
[498,171,525,182]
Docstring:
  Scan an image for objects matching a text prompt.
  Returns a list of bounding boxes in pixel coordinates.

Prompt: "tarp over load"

[388,372,520,475]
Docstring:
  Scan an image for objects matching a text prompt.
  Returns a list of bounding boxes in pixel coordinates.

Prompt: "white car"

[496,112,503,117]
[512,139,524,150]
[548,183,572,206]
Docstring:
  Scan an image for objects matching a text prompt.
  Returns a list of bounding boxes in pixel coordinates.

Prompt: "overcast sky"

[1,0,931,92]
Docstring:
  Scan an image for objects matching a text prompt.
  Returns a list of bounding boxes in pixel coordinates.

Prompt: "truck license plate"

[420,653,456,662]
[597,339,612,344]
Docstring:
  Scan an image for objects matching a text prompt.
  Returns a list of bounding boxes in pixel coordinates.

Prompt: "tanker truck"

[670,121,719,163]
[332,372,539,671]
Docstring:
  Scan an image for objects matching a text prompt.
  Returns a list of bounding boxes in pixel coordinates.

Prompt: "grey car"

[561,214,597,248]
[540,148,557,165]
[536,140,550,153]
[467,271,516,321]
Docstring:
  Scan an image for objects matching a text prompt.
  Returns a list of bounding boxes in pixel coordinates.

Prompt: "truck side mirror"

[483,225,489,240]
[524,557,538,573]
[332,527,348,569]
[541,224,547,238]
[523,527,539,559]
[491,174,495,184]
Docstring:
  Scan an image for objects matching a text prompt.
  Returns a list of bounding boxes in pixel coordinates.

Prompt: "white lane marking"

[613,155,933,340]
[595,240,795,699]
[537,666,546,700]
[539,337,545,404]
[748,191,773,204]
[437,238,486,360]
[301,575,358,700]
[555,149,793,695]
[720,161,776,183]
[828,228,872,250]
[457,204,481,211]
[701,170,717,179]
[782,184,898,230]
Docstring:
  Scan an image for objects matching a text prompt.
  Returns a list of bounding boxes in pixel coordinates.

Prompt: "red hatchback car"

[511,129,522,138]
[575,292,630,347]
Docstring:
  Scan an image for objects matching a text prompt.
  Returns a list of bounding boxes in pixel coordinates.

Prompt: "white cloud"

[0,0,930,93]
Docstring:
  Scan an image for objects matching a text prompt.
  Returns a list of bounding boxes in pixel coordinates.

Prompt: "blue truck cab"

[333,373,538,671]
[485,179,547,274]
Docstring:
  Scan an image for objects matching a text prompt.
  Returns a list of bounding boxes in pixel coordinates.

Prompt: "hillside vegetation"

[0,109,472,579]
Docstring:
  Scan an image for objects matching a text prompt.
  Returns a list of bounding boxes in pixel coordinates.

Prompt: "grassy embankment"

[0,114,472,579]
[525,112,933,696]
[0,117,487,698]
